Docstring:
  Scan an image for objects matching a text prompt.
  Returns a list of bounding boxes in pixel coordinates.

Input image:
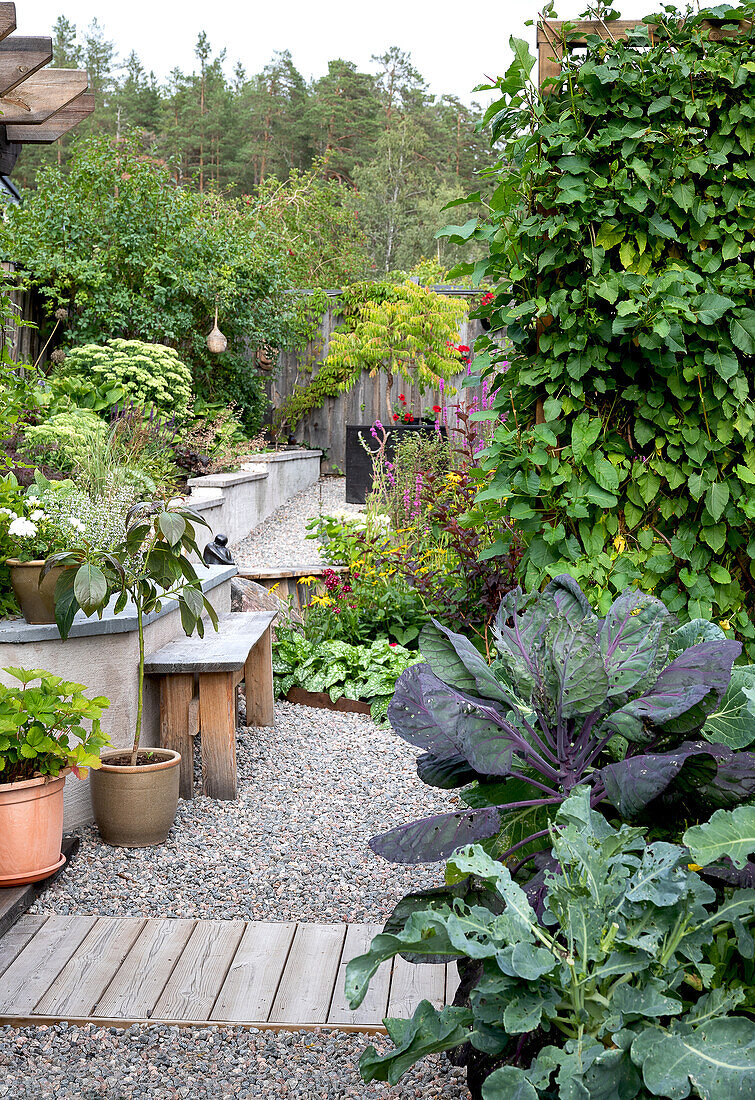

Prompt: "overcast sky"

[26,0,651,104]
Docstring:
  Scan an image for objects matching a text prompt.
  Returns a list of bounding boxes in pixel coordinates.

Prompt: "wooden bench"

[144,611,277,801]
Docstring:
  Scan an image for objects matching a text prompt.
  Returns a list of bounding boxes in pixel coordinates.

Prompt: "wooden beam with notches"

[0,68,88,125]
[0,37,53,97]
[0,4,16,44]
[6,90,94,143]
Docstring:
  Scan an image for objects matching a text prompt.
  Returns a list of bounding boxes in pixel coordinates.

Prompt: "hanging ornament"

[206,300,227,354]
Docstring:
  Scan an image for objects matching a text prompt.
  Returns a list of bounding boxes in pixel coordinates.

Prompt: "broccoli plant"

[347,789,755,1100]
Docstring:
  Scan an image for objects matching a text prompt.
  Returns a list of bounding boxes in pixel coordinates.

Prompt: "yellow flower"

[719,619,731,631]
[687,863,703,872]
[613,534,626,554]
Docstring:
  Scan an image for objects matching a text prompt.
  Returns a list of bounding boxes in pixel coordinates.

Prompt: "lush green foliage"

[373,576,755,874]
[275,281,466,431]
[0,133,293,432]
[346,789,755,1099]
[0,667,110,783]
[61,341,193,417]
[453,3,755,654]
[273,630,421,721]
[19,26,487,275]
[45,501,218,761]
[21,409,108,472]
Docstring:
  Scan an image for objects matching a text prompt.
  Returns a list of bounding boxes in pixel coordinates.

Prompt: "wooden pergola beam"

[0,37,53,97]
[0,68,88,124]
[0,4,16,44]
[6,90,94,143]
[537,16,755,86]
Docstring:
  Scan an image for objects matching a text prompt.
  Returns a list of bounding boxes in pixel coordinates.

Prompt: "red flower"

[392,413,400,421]
[458,345,470,355]
[389,642,397,647]
[404,413,413,422]
[432,405,441,414]
[398,394,406,403]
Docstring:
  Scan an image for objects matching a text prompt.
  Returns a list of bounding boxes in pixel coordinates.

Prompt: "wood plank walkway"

[0,915,453,1032]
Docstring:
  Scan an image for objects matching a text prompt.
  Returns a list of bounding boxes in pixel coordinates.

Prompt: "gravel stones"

[0,1024,467,1098]
[231,477,363,570]
[32,702,454,921]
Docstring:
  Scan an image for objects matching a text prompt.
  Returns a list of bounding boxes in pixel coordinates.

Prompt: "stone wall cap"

[0,565,237,644]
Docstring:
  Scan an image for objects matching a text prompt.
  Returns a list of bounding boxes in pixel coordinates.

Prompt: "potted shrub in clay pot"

[0,475,71,624]
[0,667,110,885]
[44,501,219,847]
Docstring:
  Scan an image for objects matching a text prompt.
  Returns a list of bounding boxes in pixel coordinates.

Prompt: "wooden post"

[159,675,194,800]
[198,672,237,800]
[244,628,275,728]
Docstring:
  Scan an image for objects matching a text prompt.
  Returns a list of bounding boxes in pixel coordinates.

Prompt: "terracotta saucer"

[0,852,66,887]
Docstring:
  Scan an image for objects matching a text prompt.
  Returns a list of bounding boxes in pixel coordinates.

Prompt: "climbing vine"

[451,1,755,654]
[275,280,467,431]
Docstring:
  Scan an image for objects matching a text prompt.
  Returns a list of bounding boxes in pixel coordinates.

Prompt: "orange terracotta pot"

[0,771,68,886]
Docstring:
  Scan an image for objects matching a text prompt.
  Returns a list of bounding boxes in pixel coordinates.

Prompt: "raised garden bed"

[285,687,371,715]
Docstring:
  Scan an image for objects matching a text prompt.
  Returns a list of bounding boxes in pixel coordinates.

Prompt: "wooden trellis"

[0,2,94,176]
[537,15,754,88]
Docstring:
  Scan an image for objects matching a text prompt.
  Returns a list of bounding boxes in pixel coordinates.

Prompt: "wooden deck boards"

[0,915,453,1032]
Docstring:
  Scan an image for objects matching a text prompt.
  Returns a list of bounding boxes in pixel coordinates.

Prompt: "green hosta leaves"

[684,806,755,869]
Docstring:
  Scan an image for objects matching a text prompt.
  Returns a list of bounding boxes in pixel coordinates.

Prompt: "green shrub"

[0,667,110,782]
[455,6,755,655]
[22,409,107,472]
[0,132,296,433]
[62,340,192,417]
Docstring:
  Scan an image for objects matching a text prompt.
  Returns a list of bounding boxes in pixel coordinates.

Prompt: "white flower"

[0,508,16,517]
[67,518,85,532]
[30,509,46,521]
[9,517,37,538]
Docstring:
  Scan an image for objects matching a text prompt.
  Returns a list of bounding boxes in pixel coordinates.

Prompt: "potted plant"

[0,667,110,885]
[43,501,219,846]
[0,474,72,624]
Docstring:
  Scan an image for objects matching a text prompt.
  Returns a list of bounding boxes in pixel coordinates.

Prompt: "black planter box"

[345,422,447,504]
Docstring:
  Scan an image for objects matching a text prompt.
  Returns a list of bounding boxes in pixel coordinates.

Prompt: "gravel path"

[0,1024,467,1098]
[231,477,362,570]
[32,702,453,921]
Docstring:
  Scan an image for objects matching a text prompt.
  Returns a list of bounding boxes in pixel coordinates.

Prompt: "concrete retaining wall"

[186,449,322,547]
[0,566,235,830]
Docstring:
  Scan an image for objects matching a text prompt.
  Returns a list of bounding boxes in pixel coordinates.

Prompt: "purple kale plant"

[372,576,755,881]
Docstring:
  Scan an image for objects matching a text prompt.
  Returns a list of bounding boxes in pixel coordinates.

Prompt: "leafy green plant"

[43,502,218,764]
[61,340,193,418]
[0,667,110,783]
[372,576,755,880]
[21,409,108,472]
[273,629,421,720]
[450,3,755,654]
[275,280,465,431]
[346,788,755,1099]
[305,512,388,567]
[0,132,295,432]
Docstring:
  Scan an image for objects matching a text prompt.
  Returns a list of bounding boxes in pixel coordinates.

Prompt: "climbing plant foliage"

[275,281,466,430]
[452,2,755,654]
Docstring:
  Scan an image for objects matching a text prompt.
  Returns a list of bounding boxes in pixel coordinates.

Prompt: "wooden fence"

[268,287,498,472]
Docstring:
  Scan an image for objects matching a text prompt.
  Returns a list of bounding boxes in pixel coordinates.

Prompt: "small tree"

[277,280,467,430]
[44,502,218,765]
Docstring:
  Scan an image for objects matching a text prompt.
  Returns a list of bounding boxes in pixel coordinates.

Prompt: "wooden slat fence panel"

[269,288,502,471]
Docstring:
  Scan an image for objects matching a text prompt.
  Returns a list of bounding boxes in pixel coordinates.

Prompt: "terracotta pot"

[0,771,68,886]
[90,748,181,847]
[6,559,66,624]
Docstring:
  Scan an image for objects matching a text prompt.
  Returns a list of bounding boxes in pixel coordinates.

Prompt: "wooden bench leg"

[244,626,275,727]
[199,672,237,800]
[159,675,194,800]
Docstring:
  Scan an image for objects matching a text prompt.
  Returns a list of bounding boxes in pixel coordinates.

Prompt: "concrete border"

[186,449,322,545]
